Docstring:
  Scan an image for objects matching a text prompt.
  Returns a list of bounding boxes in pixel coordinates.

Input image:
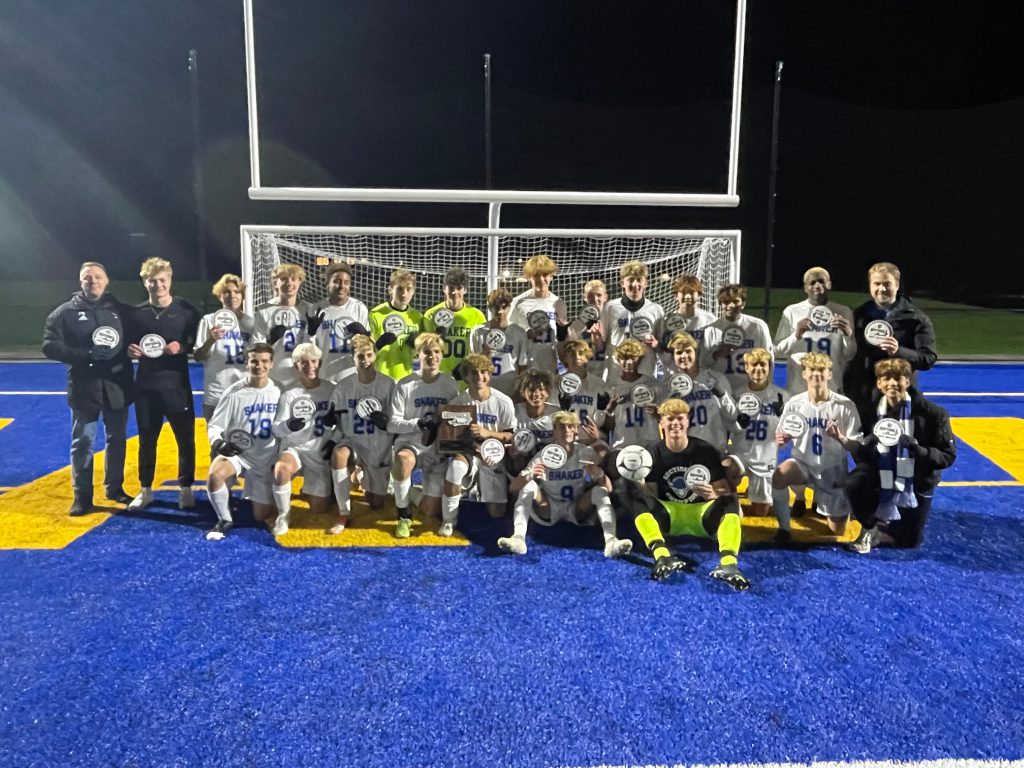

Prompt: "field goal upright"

[240,225,741,317]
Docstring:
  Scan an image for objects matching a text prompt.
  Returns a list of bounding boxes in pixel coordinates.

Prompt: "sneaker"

[105,489,132,505]
[651,555,689,582]
[848,527,875,555]
[327,517,348,536]
[395,517,412,539]
[603,538,633,559]
[437,521,454,537]
[68,497,92,517]
[178,487,196,510]
[205,520,233,541]
[128,488,154,511]
[497,534,528,555]
[710,563,751,591]
[272,516,289,536]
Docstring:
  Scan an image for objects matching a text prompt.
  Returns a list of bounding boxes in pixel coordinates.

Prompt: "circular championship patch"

[558,373,582,396]
[527,309,551,331]
[432,308,455,329]
[663,313,688,333]
[629,316,654,340]
[272,307,298,328]
[512,429,537,454]
[226,428,254,450]
[539,443,568,469]
[864,319,894,346]
[485,328,506,352]
[669,372,694,397]
[615,445,652,481]
[579,305,600,324]
[479,437,506,464]
[290,395,317,420]
[780,412,807,438]
[809,305,834,329]
[140,334,166,358]
[722,326,745,347]
[91,326,119,348]
[213,310,237,331]
[383,314,405,336]
[873,417,904,447]
[355,396,383,419]
[684,464,712,488]
[738,392,762,417]
[630,384,656,407]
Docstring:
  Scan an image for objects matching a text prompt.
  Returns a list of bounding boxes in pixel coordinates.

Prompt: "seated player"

[498,411,631,559]
[253,264,313,388]
[327,335,397,534]
[699,283,774,393]
[604,340,660,450]
[612,398,749,590]
[772,352,861,535]
[205,343,281,540]
[843,358,956,553]
[193,273,254,422]
[508,254,567,373]
[556,340,611,443]
[509,369,559,475]
[441,355,517,531]
[424,267,487,379]
[594,260,665,377]
[308,262,370,383]
[661,332,737,454]
[369,268,424,381]
[270,343,337,536]
[469,288,529,397]
[388,333,459,537]
[727,348,791,540]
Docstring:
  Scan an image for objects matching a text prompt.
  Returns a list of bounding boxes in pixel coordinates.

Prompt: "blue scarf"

[876,395,918,522]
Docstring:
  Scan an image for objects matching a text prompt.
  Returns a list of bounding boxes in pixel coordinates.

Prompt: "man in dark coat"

[42,261,134,515]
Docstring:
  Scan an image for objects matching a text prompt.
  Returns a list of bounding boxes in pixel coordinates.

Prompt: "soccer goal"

[239,226,740,318]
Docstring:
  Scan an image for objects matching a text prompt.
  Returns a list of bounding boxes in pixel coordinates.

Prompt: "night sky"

[1,0,1022,303]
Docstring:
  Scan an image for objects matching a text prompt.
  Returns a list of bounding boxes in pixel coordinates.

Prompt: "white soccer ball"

[616,445,653,482]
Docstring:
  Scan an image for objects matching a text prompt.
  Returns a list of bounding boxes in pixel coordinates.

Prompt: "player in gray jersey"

[508,370,559,476]
[594,261,665,377]
[699,284,774,393]
[252,263,314,389]
[469,288,529,398]
[308,263,370,383]
[603,340,660,449]
[508,254,567,373]
[557,340,611,440]
[661,332,737,452]
[205,343,281,540]
[194,274,255,422]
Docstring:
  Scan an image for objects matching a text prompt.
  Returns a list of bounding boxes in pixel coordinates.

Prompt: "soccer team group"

[43,254,956,590]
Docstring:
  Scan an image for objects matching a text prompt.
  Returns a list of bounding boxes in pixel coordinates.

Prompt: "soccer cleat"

[178,486,196,510]
[603,538,633,559]
[271,516,289,537]
[68,497,92,517]
[327,517,348,536]
[772,528,793,546]
[651,555,689,582]
[497,535,528,555]
[128,488,154,511]
[437,521,454,537]
[205,520,233,541]
[105,489,132,505]
[790,499,807,519]
[395,517,412,539]
[848,527,875,555]
[710,563,751,591]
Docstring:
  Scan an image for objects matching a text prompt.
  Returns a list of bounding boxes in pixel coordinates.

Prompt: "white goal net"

[240,226,740,319]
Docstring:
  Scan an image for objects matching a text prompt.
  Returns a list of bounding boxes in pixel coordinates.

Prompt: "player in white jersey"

[774,266,856,395]
[308,263,370,383]
[508,254,567,373]
[440,355,517,531]
[556,340,612,445]
[326,335,396,534]
[252,263,314,389]
[205,343,281,540]
[497,411,631,559]
[567,279,611,377]
[604,340,660,449]
[699,283,774,393]
[509,370,559,474]
[773,352,862,534]
[389,333,460,538]
[269,344,337,535]
[661,332,737,452]
[193,274,255,421]
[595,260,665,377]
[469,287,529,397]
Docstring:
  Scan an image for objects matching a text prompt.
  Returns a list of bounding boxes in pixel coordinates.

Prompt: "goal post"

[239,225,741,319]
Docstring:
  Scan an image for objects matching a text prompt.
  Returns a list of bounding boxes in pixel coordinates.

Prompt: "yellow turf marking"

[941,480,1023,487]
[0,418,11,432]
[950,417,1024,482]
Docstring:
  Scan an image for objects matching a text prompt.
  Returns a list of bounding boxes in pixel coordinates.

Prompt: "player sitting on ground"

[604,339,660,450]
[308,262,370,383]
[508,254,567,373]
[388,333,459,537]
[594,260,665,377]
[441,355,517,531]
[498,411,631,559]
[772,352,862,536]
[699,283,774,393]
[611,398,750,590]
[270,343,337,536]
[205,343,281,540]
[469,288,529,398]
[194,273,255,423]
[253,264,313,389]
[326,335,397,534]
[424,267,487,380]
[368,268,424,381]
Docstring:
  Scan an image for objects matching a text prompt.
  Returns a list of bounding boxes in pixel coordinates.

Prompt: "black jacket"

[42,292,134,411]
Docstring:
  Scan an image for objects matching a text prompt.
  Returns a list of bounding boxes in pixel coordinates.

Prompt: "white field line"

[0,390,204,396]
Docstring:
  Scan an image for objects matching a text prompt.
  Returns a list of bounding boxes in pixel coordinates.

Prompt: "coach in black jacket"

[42,262,134,515]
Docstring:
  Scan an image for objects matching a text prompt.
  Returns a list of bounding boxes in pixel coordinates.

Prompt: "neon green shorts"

[657,499,716,539]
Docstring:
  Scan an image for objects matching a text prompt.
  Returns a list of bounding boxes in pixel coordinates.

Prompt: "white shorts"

[396,440,444,498]
[730,454,776,504]
[529,497,593,527]
[793,458,851,519]
[222,454,274,506]
[283,446,332,498]
[338,436,393,495]
[452,457,508,504]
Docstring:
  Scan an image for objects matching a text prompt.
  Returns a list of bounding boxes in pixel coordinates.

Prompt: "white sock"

[512,482,534,538]
[592,487,617,543]
[446,458,469,486]
[394,476,411,508]
[442,493,461,524]
[209,484,232,523]
[773,487,792,531]
[273,483,292,519]
[332,467,351,515]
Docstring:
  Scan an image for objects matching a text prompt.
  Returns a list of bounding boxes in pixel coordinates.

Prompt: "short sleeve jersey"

[207,377,282,470]
[313,298,371,383]
[424,302,488,377]
[368,302,424,381]
[195,310,255,406]
[599,298,665,376]
[699,313,774,392]
[646,437,725,504]
[779,390,861,473]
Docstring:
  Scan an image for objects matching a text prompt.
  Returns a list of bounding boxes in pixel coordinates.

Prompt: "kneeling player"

[613,398,750,590]
[205,343,281,539]
[498,411,631,559]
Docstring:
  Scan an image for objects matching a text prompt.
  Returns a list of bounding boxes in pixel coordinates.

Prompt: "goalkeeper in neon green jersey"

[423,267,487,379]
[368,269,424,381]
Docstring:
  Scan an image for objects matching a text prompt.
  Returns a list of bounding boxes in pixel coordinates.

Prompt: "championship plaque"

[780,412,807,438]
[479,437,506,465]
[669,372,694,398]
[355,396,383,419]
[864,320,894,346]
[226,428,255,450]
[579,305,600,324]
[290,395,318,421]
[383,314,405,336]
[511,428,538,455]
[684,464,712,488]
[737,393,762,417]
[433,308,455,331]
[272,307,299,328]
[558,373,582,397]
[539,443,568,469]
[485,328,506,352]
[872,417,904,448]
[140,333,167,358]
[808,305,833,330]
[92,326,120,349]
[630,316,654,341]
[527,309,550,331]
[663,313,688,333]
[438,404,477,455]
[722,326,745,348]
[630,384,656,407]
[213,310,237,331]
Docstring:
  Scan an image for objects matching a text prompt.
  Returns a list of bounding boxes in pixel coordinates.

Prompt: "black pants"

[848,462,932,548]
[135,387,195,488]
